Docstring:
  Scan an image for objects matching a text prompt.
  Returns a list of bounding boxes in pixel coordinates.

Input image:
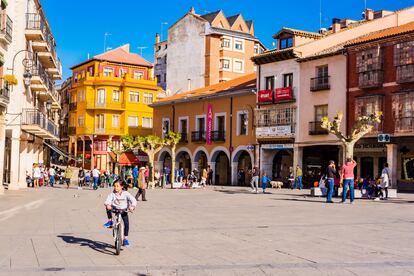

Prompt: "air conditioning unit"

[378,134,391,143]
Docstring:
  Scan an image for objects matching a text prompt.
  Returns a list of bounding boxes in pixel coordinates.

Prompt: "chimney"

[189,7,195,14]
[187,79,192,91]
[364,9,374,20]
[331,18,341,33]
[155,33,160,44]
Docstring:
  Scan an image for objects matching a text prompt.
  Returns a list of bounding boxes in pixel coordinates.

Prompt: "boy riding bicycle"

[103,180,137,247]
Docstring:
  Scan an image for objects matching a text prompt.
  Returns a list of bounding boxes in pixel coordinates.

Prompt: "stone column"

[386,144,398,189]
[9,129,22,190]
[293,144,303,171]
[231,161,238,185]
[0,112,6,194]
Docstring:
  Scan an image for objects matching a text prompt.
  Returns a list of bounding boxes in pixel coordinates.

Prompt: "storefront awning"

[119,152,140,166]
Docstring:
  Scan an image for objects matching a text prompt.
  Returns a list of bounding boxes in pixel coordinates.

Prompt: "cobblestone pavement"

[0,185,413,275]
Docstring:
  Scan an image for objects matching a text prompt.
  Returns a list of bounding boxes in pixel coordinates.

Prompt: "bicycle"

[111,209,126,255]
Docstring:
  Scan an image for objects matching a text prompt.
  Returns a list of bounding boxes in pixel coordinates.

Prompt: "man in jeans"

[92,167,100,190]
[341,158,357,204]
[250,167,259,193]
[326,160,336,203]
[294,165,303,190]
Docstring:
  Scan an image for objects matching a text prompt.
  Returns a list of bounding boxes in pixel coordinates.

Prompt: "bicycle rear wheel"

[114,225,122,255]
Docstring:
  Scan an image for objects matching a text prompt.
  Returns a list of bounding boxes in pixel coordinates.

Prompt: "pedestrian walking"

[340,158,357,203]
[326,160,336,203]
[135,167,147,201]
[261,172,270,193]
[380,163,391,200]
[163,166,171,186]
[78,168,85,189]
[49,166,56,187]
[33,164,41,188]
[132,165,139,189]
[144,165,150,188]
[294,165,303,190]
[64,166,73,189]
[92,167,100,190]
[200,168,207,187]
[250,166,259,193]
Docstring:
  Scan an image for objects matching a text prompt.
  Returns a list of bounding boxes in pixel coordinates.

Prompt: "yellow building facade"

[68,45,159,170]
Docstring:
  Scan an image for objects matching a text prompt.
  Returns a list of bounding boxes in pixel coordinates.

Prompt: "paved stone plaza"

[0,185,413,275]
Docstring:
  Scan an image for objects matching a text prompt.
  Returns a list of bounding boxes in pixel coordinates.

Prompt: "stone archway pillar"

[231,161,238,185]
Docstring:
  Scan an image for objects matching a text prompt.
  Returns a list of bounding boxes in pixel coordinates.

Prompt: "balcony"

[72,72,157,89]
[396,64,414,84]
[191,131,206,143]
[395,117,414,133]
[255,107,296,138]
[309,121,329,135]
[275,87,294,102]
[359,70,383,88]
[0,12,12,44]
[310,76,330,91]
[76,127,125,136]
[0,86,10,107]
[179,132,188,143]
[25,13,60,73]
[85,101,125,111]
[30,63,61,109]
[211,131,226,142]
[21,109,59,140]
[69,102,77,111]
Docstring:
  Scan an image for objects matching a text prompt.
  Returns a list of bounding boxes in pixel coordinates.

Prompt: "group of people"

[152,165,214,189]
[77,167,119,190]
[28,164,72,188]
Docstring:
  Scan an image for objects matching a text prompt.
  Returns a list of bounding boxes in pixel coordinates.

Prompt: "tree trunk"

[148,154,155,188]
[171,146,176,189]
[344,142,355,160]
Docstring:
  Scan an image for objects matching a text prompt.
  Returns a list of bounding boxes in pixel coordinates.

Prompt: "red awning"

[119,152,140,166]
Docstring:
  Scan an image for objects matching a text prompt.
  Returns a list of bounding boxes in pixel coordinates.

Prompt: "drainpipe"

[229,96,233,184]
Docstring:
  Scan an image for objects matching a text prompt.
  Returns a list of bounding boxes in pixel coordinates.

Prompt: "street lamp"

[23,70,32,87]
[46,99,52,112]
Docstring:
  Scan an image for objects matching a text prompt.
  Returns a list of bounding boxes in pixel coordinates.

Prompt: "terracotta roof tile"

[155,73,256,104]
[346,21,414,46]
[94,44,153,67]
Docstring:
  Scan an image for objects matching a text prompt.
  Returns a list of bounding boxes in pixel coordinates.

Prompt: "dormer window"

[280,37,293,49]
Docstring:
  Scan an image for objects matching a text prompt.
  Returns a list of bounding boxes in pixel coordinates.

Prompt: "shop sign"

[262,144,294,150]
[206,104,213,145]
[258,89,273,103]
[354,143,386,152]
[256,125,292,137]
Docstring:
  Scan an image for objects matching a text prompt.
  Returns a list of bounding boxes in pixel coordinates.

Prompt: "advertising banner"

[207,103,213,145]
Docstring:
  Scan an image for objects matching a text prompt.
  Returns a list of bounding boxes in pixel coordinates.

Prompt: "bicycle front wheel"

[115,226,122,255]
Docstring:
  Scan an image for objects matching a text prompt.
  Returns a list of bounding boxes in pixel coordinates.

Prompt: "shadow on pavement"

[272,198,328,204]
[57,235,115,255]
[213,189,271,195]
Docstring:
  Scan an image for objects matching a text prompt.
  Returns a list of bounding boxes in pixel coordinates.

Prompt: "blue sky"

[42,0,414,81]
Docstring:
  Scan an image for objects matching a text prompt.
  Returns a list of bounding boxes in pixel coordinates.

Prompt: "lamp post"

[8,49,34,90]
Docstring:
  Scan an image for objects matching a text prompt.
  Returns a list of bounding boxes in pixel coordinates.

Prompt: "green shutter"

[1,0,7,9]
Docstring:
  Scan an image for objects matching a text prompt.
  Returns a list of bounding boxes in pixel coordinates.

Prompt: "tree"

[164,132,181,188]
[321,111,382,160]
[134,135,165,187]
[108,135,136,174]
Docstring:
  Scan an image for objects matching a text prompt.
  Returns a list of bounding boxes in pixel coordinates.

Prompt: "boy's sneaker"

[103,221,113,228]
[122,239,130,247]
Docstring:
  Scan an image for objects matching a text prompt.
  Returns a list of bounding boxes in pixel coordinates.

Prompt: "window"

[283,73,293,87]
[96,114,105,131]
[128,116,139,127]
[103,67,114,76]
[133,71,144,79]
[234,39,243,50]
[317,65,328,78]
[143,92,153,104]
[119,68,127,77]
[129,91,140,102]
[78,90,85,102]
[179,118,188,133]
[97,88,106,106]
[265,76,275,90]
[355,96,383,132]
[112,115,120,128]
[162,118,170,136]
[280,37,293,49]
[77,115,84,127]
[254,45,259,54]
[314,105,328,122]
[234,60,244,72]
[112,90,120,102]
[196,116,205,132]
[221,59,230,69]
[238,112,248,136]
[392,93,414,132]
[222,38,230,48]
[142,117,153,128]
[214,113,226,132]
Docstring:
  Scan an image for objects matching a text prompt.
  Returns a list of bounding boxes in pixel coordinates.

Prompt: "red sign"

[207,104,213,145]
[258,90,273,103]
[275,87,293,101]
